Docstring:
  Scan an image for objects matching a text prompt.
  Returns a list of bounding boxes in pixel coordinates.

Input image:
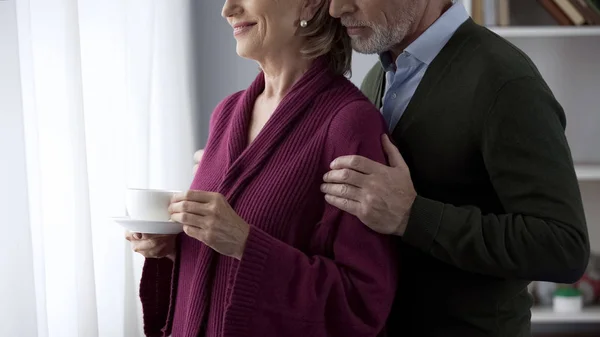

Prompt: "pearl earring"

[300,20,308,28]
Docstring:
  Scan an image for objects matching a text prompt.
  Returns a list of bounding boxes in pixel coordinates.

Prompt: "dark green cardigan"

[361,19,589,337]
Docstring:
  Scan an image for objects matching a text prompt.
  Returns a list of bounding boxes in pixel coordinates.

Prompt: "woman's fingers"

[131,240,170,258]
[168,200,213,216]
[125,232,177,258]
[125,231,171,241]
[171,190,215,204]
[132,238,159,252]
[125,231,143,241]
[183,225,205,242]
[193,149,204,164]
[170,211,206,229]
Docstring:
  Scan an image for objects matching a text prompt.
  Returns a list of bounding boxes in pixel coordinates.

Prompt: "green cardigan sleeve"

[360,63,385,109]
[402,76,589,283]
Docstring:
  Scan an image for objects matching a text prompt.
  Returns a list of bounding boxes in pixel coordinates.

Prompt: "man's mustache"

[340,18,372,28]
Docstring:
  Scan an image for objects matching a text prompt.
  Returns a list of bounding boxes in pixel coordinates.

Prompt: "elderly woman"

[126,0,399,336]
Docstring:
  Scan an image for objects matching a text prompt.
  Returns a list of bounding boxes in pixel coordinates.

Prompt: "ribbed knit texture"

[139,58,399,337]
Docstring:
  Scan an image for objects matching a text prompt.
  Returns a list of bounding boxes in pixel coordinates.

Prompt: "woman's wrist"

[233,227,249,261]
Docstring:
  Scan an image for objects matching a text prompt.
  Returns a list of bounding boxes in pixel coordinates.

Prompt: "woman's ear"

[302,0,325,21]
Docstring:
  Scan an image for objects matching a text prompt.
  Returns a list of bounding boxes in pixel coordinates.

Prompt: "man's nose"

[329,0,355,18]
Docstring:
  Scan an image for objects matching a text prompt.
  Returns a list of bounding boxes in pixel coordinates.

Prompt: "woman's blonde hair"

[298,2,352,77]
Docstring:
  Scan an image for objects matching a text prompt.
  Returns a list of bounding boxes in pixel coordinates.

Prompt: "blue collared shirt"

[380,2,469,132]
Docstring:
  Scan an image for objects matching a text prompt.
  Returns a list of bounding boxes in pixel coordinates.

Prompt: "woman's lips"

[233,23,256,36]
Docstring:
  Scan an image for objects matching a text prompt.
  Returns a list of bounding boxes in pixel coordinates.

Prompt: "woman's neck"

[258,54,312,102]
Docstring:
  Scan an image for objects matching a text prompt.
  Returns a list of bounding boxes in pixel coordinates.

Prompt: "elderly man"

[317,0,589,336]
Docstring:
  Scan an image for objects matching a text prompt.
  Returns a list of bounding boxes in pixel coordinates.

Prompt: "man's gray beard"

[346,2,419,55]
[350,24,410,54]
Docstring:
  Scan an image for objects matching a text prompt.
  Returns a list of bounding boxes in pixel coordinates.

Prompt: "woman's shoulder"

[212,90,244,120]
[318,80,389,165]
[322,78,388,144]
[208,90,246,133]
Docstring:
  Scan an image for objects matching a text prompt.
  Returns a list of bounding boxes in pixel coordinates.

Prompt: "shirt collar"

[380,1,469,70]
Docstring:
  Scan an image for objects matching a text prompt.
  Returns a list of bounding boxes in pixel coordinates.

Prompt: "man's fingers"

[323,168,365,187]
[381,134,406,168]
[330,155,381,174]
[324,194,361,216]
[321,183,362,202]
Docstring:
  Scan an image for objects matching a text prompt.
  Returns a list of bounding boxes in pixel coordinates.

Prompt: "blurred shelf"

[576,165,600,181]
[532,306,600,323]
[489,26,600,38]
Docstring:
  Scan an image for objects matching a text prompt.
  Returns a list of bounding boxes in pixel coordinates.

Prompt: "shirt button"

[391,93,397,99]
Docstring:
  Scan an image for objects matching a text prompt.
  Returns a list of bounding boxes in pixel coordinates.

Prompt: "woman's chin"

[235,45,258,61]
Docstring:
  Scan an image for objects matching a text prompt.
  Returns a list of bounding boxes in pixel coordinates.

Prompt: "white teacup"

[125,188,180,221]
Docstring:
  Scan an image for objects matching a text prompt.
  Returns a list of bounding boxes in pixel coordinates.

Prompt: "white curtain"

[2,0,196,336]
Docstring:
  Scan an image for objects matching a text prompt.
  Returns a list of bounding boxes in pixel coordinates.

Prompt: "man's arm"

[403,76,589,283]
[359,62,385,109]
[324,76,589,283]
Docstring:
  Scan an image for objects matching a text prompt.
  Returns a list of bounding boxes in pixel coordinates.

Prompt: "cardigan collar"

[219,56,336,205]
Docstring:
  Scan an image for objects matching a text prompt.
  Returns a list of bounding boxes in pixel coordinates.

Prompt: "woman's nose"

[221,0,242,18]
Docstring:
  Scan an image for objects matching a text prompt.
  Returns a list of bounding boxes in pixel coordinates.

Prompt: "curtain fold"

[4,0,196,336]
[0,2,39,336]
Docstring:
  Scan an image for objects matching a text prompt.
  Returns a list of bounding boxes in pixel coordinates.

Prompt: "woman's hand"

[193,149,204,175]
[169,190,249,260]
[125,232,177,261]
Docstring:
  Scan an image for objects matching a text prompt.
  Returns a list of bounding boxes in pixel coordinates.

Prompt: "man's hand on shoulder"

[321,135,417,236]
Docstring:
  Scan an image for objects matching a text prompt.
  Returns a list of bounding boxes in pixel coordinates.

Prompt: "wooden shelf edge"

[532,306,600,323]
[576,165,600,181]
[489,26,600,38]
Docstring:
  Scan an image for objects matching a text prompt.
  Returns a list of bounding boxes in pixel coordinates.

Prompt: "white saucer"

[111,216,184,234]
